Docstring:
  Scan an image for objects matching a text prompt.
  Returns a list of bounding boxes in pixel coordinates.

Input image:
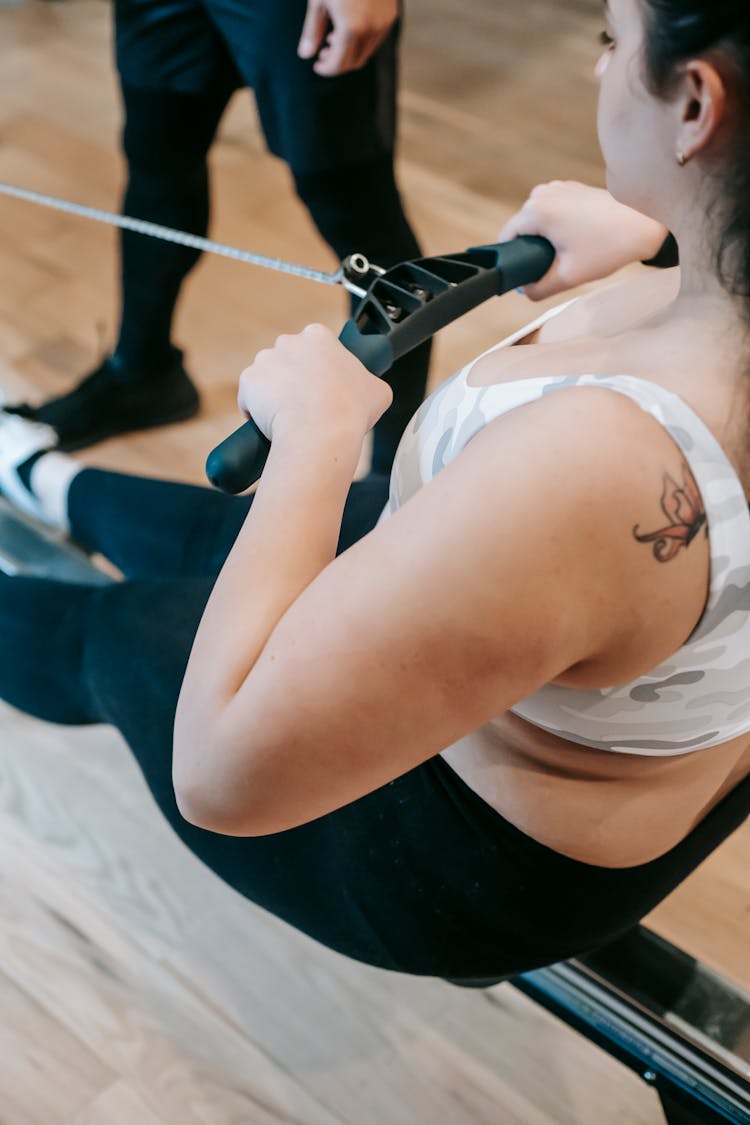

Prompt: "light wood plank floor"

[0,1,748,1122]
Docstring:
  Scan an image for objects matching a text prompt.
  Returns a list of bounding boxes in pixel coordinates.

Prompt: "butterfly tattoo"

[633,462,707,563]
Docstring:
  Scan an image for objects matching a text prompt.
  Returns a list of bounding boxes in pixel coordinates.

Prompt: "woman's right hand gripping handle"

[499,181,669,301]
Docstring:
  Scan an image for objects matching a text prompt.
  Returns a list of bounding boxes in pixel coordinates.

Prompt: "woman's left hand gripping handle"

[205,324,393,493]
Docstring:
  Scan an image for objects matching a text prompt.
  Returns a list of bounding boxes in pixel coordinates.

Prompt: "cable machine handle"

[205,235,555,493]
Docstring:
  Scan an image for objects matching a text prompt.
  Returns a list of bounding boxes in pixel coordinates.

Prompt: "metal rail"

[0,498,111,583]
[510,927,750,1124]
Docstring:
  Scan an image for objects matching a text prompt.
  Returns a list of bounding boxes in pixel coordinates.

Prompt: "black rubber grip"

[205,418,269,495]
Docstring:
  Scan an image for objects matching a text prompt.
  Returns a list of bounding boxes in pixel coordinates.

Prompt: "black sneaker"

[3,349,200,452]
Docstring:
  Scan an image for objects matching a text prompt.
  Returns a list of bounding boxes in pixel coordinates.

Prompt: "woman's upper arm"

[198,388,709,835]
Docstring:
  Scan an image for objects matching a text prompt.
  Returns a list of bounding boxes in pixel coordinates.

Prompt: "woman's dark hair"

[640,2,750,304]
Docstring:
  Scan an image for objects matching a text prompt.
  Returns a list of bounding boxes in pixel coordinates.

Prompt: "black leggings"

[2,468,749,981]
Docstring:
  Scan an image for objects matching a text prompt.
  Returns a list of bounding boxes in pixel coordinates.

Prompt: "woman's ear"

[676,58,727,161]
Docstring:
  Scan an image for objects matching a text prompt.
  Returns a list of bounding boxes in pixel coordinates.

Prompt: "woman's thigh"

[69,470,390,579]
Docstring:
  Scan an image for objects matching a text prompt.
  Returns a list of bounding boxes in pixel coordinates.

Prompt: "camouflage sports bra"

[385,302,750,756]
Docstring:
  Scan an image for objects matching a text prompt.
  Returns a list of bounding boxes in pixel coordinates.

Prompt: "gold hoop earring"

[676,151,687,167]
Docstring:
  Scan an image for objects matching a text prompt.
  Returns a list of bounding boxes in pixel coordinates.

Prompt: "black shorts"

[113,0,399,173]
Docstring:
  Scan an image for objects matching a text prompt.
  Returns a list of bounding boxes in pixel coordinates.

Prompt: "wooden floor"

[0,1,748,1121]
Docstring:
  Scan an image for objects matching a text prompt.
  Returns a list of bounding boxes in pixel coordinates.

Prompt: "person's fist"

[297,0,399,76]
[499,181,669,300]
[238,324,393,444]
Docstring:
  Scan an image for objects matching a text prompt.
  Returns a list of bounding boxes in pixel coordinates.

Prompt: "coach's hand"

[298,0,398,76]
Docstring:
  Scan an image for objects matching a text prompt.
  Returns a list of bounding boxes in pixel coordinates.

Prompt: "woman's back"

[431,266,750,867]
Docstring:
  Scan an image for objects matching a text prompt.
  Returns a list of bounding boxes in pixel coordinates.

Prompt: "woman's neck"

[671,230,748,332]
[643,231,750,363]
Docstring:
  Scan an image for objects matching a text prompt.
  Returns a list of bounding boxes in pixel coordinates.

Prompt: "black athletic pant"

[114,0,430,472]
[1,466,749,981]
